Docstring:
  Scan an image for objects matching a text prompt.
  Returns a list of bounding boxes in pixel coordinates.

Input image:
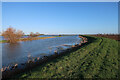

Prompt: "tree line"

[2,27,43,43]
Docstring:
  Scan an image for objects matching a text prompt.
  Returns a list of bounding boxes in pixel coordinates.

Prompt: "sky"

[2,2,118,34]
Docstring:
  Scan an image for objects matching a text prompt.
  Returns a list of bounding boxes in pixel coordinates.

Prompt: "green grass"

[0,40,7,43]
[12,35,119,79]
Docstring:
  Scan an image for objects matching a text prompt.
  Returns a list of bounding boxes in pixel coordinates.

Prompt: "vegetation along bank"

[6,35,119,79]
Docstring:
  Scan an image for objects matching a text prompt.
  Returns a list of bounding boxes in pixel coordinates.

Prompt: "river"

[1,35,82,68]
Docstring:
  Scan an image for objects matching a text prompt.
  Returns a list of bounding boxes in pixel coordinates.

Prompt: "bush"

[2,27,24,43]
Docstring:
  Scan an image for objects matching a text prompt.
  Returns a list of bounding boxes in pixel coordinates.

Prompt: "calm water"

[21,35,53,38]
[0,35,53,40]
[0,36,4,40]
[1,35,81,67]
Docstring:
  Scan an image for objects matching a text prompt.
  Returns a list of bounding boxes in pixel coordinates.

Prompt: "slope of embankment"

[10,35,119,79]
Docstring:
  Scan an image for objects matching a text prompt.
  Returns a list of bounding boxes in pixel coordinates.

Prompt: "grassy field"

[12,35,119,79]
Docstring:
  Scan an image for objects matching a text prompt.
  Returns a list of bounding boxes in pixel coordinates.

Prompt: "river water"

[1,35,82,68]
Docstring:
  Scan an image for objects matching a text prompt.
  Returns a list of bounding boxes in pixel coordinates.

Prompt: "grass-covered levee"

[10,35,119,79]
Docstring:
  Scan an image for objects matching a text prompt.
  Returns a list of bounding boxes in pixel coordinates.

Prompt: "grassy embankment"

[12,35,119,78]
[0,36,61,43]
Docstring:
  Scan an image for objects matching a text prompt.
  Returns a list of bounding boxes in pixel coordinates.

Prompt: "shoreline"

[1,35,88,79]
[0,36,61,43]
[11,36,119,78]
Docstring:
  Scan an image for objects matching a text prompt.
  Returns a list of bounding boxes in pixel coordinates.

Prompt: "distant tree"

[59,34,62,36]
[29,32,42,37]
[29,32,34,37]
[36,32,40,36]
[2,27,24,43]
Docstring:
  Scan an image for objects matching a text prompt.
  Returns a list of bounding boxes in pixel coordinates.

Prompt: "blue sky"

[2,2,118,34]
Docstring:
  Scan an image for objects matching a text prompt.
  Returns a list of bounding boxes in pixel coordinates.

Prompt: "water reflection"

[3,43,22,58]
[2,43,23,66]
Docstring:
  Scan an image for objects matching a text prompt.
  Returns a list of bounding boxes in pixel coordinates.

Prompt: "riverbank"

[1,35,86,79]
[2,35,119,79]
[0,36,61,43]
[0,40,6,43]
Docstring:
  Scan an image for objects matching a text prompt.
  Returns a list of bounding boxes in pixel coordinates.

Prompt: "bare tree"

[29,32,40,37]
[16,30,24,38]
[29,32,34,37]
[2,27,24,43]
[36,32,40,36]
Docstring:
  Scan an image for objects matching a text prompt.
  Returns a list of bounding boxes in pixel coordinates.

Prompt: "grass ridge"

[11,36,119,79]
